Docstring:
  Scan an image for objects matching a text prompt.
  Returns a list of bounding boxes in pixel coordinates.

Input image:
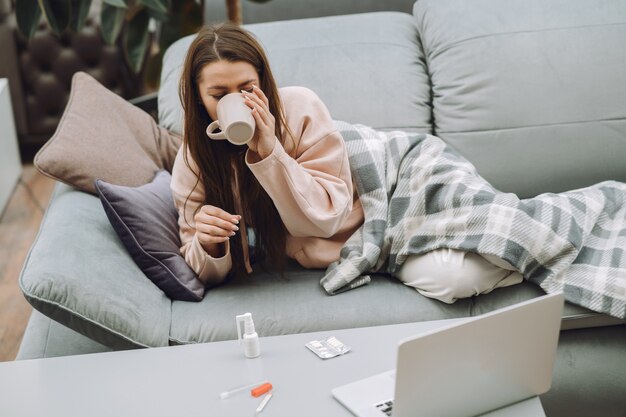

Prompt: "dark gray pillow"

[95,170,205,301]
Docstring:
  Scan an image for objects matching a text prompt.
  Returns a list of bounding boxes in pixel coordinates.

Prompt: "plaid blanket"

[320,122,626,320]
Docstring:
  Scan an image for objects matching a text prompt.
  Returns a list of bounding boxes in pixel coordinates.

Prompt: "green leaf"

[38,0,71,35]
[124,7,151,74]
[100,3,125,45]
[102,0,127,7]
[139,0,167,15]
[69,0,92,32]
[15,0,42,39]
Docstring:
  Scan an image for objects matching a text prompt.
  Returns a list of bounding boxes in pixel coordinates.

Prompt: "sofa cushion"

[413,0,626,198]
[159,12,432,135]
[19,183,172,349]
[34,72,181,195]
[95,170,206,302]
[169,262,551,344]
[18,182,619,350]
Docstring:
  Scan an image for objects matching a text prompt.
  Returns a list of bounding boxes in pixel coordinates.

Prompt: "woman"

[171,22,521,302]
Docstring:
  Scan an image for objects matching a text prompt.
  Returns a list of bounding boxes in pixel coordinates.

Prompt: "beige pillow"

[35,72,182,194]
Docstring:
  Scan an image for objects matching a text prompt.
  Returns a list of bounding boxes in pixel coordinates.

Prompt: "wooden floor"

[0,165,56,362]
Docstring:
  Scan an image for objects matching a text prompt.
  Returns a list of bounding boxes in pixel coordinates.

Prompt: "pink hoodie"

[170,86,364,284]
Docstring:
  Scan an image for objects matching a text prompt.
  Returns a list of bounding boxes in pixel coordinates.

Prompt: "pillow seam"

[33,73,84,186]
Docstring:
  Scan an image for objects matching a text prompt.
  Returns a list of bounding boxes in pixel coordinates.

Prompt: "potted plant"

[14,0,270,89]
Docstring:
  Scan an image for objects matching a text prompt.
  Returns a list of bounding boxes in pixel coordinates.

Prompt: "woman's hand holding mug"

[194,205,241,257]
[205,86,275,159]
[243,85,276,159]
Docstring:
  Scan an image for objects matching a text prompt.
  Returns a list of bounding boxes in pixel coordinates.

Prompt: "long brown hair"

[179,23,292,280]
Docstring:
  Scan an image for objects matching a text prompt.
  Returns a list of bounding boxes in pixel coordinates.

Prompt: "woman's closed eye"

[210,87,254,100]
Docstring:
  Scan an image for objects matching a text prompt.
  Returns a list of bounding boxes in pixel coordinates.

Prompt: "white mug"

[206,93,256,145]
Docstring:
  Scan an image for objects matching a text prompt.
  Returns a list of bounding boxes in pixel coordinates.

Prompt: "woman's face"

[197,60,259,121]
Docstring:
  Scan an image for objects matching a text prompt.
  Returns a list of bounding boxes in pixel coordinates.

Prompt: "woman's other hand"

[194,205,241,256]
[243,85,276,159]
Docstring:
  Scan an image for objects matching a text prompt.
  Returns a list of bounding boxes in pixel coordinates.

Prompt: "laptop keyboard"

[375,399,394,416]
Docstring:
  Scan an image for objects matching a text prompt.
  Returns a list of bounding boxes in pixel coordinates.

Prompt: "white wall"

[0,79,22,217]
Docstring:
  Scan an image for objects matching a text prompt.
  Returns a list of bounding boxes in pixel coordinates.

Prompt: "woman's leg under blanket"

[397,249,523,304]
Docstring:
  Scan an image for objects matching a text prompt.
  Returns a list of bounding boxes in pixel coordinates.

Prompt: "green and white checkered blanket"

[320,122,626,319]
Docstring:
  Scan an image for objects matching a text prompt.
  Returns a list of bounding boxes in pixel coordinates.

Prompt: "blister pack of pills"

[305,336,351,359]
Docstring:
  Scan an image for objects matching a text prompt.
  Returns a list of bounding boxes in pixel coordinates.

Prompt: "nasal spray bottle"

[236,312,261,358]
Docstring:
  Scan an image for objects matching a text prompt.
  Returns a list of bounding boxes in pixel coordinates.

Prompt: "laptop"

[332,292,565,417]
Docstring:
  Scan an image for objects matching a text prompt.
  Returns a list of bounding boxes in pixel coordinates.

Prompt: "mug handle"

[206,121,226,140]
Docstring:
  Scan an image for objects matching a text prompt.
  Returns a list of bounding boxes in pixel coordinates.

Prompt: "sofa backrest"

[203,0,417,24]
[159,12,432,135]
[160,1,626,199]
[413,0,626,197]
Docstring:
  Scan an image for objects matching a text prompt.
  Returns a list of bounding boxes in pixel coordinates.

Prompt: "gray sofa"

[16,1,626,416]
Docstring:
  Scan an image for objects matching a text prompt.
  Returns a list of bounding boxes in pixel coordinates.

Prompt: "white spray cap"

[236,312,256,344]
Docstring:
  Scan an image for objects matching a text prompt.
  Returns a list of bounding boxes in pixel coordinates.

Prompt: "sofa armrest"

[129,92,159,122]
[19,183,172,349]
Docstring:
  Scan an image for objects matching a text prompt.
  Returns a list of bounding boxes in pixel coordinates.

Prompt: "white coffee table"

[0,320,544,417]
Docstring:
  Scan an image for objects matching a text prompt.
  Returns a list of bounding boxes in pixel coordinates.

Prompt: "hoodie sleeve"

[170,147,232,284]
[245,87,353,238]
